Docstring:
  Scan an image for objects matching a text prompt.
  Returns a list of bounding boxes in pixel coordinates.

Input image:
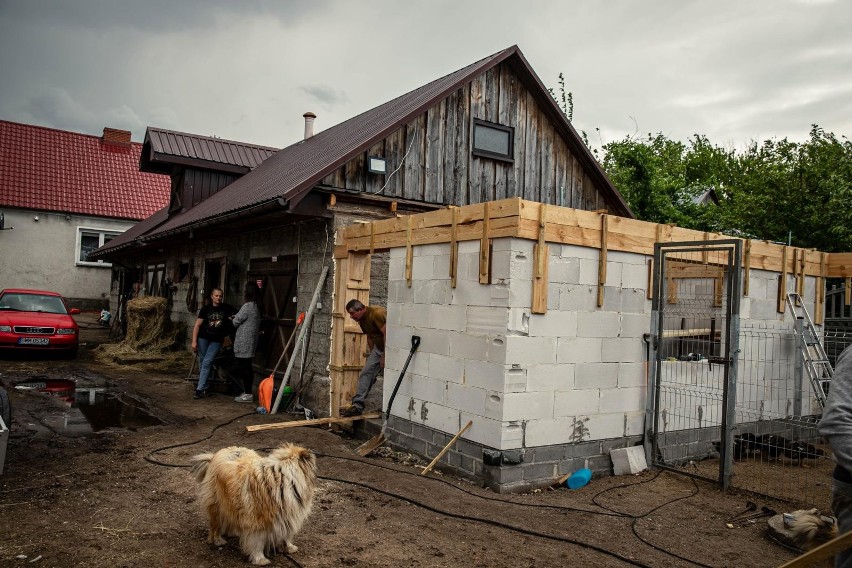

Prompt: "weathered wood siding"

[319,62,609,212]
[180,169,240,210]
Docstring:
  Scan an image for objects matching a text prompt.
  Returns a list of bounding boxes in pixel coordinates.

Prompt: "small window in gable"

[472,119,514,162]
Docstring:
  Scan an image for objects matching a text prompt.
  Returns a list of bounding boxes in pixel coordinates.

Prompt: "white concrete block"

[528,310,577,338]
[458,240,479,254]
[386,302,403,327]
[411,254,435,281]
[426,304,466,332]
[411,327,451,356]
[554,388,600,417]
[466,306,509,336]
[413,279,452,305]
[527,363,574,392]
[508,308,531,335]
[524,417,575,447]
[451,280,494,306]
[389,246,406,260]
[578,258,599,285]
[558,285,597,311]
[608,250,647,266]
[560,244,599,261]
[429,353,465,383]
[620,313,650,338]
[449,331,488,361]
[410,374,446,405]
[416,401,461,435]
[577,311,620,338]
[500,420,525,450]
[548,257,580,284]
[585,412,626,440]
[599,386,645,414]
[457,251,481,282]
[484,390,503,420]
[463,359,505,391]
[460,416,503,449]
[504,366,528,392]
[446,383,487,415]
[557,337,602,364]
[388,280,413,304]
[575,362,618,389]
[610,445,648,475]
[492,237,535,254]
[398,303,432,328]
[604,261,623,288]
[625,411,645,436]
[621,262,649,289]
[432,252,451,279]
[547,283,562,311]
[601,338,644,363]
[617,362,647,388]
[505,335,557,365]
[505,279,533,308]
[416,243,448,257]
[491,250,512,281]
[389,256,405,280]
[502,391,554,421]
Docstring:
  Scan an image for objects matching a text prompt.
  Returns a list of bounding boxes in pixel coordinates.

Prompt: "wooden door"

[248,256,299,376]
[330,252,371,415]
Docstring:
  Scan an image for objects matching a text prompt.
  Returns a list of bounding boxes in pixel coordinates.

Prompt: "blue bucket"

[566,468,592,489]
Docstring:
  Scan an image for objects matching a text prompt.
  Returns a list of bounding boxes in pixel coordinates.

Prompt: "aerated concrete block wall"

[380,236,819,492]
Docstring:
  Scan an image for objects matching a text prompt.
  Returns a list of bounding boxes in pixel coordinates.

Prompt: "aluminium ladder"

[786,292,833,409]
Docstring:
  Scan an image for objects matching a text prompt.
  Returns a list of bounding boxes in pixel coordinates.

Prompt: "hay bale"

[95,297,188,370]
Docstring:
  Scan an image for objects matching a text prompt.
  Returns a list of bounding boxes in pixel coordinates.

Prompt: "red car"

[0,289,80,358]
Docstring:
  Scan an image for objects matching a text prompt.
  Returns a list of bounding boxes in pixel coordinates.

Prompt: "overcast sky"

[1,0,850,152]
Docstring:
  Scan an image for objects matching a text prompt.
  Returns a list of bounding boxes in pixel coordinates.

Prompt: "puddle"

[14,375,163,435]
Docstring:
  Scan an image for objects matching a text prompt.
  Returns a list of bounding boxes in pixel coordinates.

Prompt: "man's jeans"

[196,337,222,392]
[352,346,383,410]
[833,477,852,568]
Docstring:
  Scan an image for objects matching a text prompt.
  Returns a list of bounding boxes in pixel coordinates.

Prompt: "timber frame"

[330,197,852,415]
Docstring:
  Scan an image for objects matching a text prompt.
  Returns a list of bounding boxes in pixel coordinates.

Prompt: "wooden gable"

[319,62,611,213]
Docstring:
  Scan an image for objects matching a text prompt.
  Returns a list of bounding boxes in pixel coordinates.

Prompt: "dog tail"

[190,452,215,482]
[785,509,838,550]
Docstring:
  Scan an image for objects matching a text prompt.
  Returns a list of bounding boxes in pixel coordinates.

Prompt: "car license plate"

[18,337,49,346]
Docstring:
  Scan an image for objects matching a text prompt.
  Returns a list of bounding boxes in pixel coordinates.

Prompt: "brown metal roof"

[101,45,632,253]
[140,128,278,175]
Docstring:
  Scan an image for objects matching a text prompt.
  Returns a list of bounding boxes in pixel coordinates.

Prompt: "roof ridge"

[0,119,142,146]
[146,126,279,151]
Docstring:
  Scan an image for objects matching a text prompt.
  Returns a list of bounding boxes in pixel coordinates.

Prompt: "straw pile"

[95,296,188,370]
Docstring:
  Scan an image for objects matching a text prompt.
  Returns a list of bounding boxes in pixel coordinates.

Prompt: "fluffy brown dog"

[191,443,317,565]
[784,508,838,551]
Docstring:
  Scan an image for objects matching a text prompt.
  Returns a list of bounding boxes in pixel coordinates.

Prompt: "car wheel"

[0,387,10,429]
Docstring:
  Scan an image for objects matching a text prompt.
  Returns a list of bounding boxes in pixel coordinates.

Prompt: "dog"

[783,508,838,550]
[191,443,317,565]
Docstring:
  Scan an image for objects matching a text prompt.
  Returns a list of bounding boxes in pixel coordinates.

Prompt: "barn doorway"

[248,256,299,377]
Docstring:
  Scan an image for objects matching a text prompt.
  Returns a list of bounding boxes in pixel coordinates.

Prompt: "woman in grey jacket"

[231,281,262,403]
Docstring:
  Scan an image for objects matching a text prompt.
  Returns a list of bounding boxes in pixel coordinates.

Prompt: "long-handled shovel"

[355,335,421,456]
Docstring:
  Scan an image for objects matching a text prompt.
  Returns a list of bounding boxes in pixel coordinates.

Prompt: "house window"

[76,228,121,267]
[472,119,514,162]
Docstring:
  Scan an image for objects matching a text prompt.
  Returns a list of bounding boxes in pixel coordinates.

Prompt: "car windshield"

[0,293,68,314]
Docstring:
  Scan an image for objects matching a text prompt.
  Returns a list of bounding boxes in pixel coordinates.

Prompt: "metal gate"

[645,240,742,488]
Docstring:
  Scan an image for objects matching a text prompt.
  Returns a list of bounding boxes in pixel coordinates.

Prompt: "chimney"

[102,127,132,148]
[303,112,316,140]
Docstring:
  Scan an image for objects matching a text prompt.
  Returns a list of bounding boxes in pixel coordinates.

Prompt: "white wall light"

[367,156,387,175]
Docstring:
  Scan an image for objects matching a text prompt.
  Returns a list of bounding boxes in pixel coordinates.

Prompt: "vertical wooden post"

[797,249,806,298]
[597,214,608,307]
[405,215,413,288]
[778,246,789,313]
[743,239,751,296]
[450,207,458,289]
[702,232,710,264]
[479,202,491,284]
[647,258,654,300]
[532,204,549,314]
[845,277,851,307]
[815,252,827,324]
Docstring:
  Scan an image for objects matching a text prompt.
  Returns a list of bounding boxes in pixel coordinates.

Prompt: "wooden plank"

[597,214,608,307]
[846,277,851,306]
[743,239,751,296]
[425,102,444,203]
[455,84,470,206]
[532,204,548,314]
[421,420,473,476]
[405,216,413,287]
[246,412,381,432]
[442,92,457,206]
[450,207,458,288]
[815,252,827,324]
[778,246,789,313]
[647,258,654,300]
[776,529,852,568]
[479,201,491,284]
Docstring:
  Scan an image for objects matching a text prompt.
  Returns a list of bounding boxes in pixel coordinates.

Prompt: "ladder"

[786,293,833,409]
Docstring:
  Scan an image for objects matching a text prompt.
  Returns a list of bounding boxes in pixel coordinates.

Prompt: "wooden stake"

[597,214,608,307]
[479,202,491,284]
[405,216,413,288]
[450,207,458,288]
[421,420,473,476]
[532,204,549,314]
[778,246,789,313]
[246,412,381,432]
[743,240,751,296]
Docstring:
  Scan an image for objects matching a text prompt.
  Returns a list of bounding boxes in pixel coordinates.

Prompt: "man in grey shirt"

[819,344,852,567]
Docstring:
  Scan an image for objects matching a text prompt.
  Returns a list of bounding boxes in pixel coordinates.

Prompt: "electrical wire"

[368,125,418,195]
[142,411,256,468]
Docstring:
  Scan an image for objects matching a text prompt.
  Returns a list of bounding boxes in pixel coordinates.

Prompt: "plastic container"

[566,468,592,489]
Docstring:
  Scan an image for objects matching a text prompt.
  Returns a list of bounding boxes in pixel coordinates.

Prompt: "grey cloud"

[298,85,349,108]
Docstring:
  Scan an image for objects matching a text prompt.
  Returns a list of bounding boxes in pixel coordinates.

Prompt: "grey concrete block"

[523,462,557,481]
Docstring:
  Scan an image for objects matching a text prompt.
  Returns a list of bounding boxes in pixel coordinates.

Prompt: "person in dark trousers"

[819,343,852,568]
[191,288,235,399]
[231,282,262,403]
[340,299,386,417]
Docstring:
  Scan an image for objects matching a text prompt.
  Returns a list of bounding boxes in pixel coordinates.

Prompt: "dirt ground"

[0,314,829,567]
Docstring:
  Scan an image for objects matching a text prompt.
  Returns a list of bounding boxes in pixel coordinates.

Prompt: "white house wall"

[385,236,814,453]
[0,208,133,306]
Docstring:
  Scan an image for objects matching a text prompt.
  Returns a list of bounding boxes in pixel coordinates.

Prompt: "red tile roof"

[0,121,170,221]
